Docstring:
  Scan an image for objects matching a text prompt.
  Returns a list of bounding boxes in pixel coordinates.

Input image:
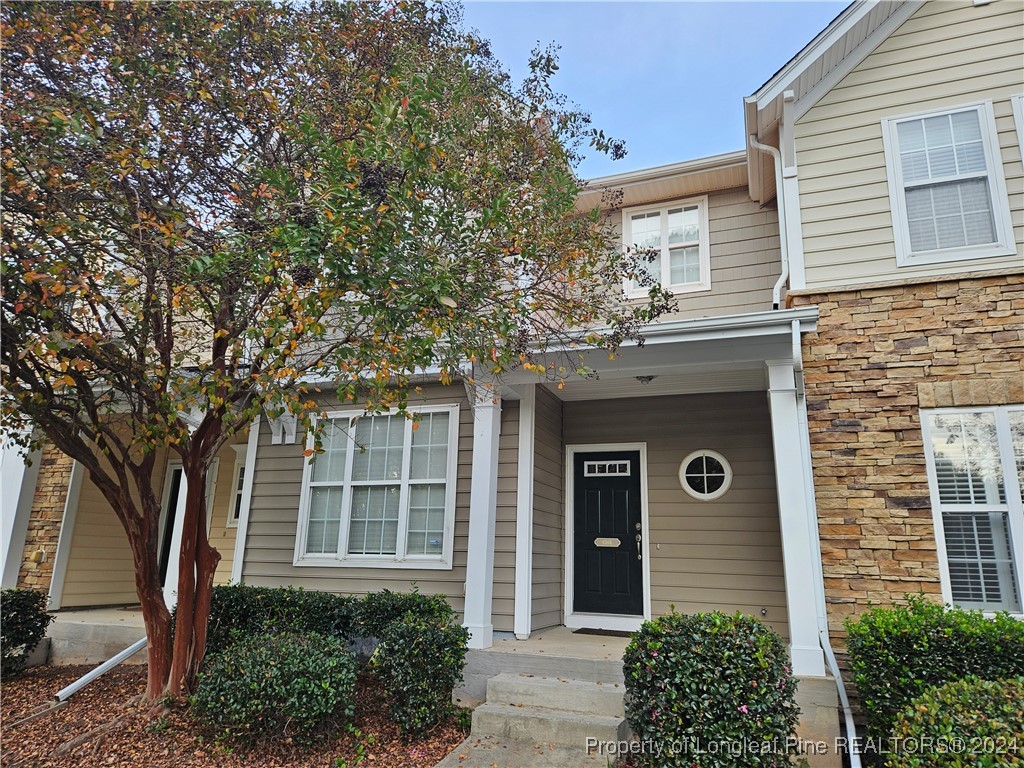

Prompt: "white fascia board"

[583,150,748,189]
[629,306,818,346]
[753,0,875,108]
[751,2,924,127]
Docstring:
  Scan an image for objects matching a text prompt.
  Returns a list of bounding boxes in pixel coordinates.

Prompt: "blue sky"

[460,1,849,178]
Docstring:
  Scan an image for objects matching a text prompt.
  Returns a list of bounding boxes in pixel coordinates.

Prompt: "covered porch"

[463,306,828,680]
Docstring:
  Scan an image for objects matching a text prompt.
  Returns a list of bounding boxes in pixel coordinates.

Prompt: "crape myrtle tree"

[1,1,672,702]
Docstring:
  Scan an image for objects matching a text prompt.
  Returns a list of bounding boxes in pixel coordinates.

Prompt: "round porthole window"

[679,450,732,501]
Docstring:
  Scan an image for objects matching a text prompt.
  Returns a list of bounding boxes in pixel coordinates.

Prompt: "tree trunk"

[166,461,220,697]
[83,462,172,705]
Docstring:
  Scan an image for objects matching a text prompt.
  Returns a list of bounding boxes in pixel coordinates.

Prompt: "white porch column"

[230,415,261,585]
[48,461,84,609]
[463,387,502,649]
[0,444,41,589]
[513,384,536,640]
[766,360,827,678]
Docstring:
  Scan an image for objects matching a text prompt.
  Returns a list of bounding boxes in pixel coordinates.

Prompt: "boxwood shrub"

[845,596,1024,738]
[623,611,800,768]
[356,588,457,638]
[1,588,53,678]
[373,610,469,736]
[202,585,358,656]
[886,676,1024,768]
[191,632,357,744]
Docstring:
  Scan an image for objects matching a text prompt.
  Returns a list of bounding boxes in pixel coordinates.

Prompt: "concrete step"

[472,702,628,749]
[486,672,625,717]
[457,648,624,704]
[47,621,146,666]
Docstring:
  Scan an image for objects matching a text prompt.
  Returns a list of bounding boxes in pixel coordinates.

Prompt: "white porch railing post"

[766,359,827,678]
[463,383,502,650]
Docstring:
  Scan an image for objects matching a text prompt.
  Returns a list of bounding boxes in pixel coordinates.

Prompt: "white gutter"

[748,134,789,309]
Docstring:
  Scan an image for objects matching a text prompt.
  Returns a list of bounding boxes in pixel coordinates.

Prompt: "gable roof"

[743,0,923,200]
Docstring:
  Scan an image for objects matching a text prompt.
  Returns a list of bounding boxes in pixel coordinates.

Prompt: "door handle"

[636,533,642,560]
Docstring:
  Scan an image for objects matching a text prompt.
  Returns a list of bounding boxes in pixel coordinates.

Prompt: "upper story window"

[881,102,1015,266]
[294,404,459,569]
[922,406,1023,614]
[623,196,711,298]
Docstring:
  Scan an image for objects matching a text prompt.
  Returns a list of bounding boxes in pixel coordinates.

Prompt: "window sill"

[896,242,1017,268]
[292,555,454,570]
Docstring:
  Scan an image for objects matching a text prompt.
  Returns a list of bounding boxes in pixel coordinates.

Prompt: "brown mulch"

[1,665,468,768]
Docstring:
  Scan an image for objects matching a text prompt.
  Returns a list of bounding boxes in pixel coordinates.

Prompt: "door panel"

[573,451,643,616]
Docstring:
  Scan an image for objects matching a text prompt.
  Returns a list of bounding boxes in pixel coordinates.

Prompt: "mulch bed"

[1,665,468,768]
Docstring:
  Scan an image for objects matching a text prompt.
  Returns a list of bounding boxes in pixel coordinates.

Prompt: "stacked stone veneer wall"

[17,443,73,593]
[789,274,1024,651]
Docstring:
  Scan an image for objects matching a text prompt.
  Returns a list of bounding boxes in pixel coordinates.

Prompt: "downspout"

[54,637,148,702]
[792,319,863,768]
[748,134,789,309]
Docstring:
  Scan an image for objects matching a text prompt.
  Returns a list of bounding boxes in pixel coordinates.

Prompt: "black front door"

[573,450,643,616]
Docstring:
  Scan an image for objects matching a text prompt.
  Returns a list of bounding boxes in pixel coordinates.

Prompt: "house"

[3,0,1020,762]
[743,0,1023,646]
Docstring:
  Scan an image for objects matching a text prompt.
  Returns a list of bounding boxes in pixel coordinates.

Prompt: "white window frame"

[622,195,711,298]
[226,444,247,528]
[293,404,460,569]
[921,405,1024,617]
[679,449,733,501]
[881,101,1015,267]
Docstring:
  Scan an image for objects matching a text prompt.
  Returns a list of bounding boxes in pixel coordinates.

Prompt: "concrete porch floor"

[485,626,630,663]
[47,606,147,665]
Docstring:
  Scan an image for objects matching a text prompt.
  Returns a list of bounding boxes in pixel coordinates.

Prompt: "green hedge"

[1,589,53,678]
[202,585,461,655]
[373,610,470,736]
[623,611,800,768]
[845,596,1024,738]
[887,676,1024,768]
[202,585,358,656]
[191,632,357,744]
[197,585,469,737]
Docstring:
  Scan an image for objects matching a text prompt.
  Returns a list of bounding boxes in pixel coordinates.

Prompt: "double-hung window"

[295,404,459,568]
[881,102,1015,266]
[623,196,711,297]
[922,406,1024,614]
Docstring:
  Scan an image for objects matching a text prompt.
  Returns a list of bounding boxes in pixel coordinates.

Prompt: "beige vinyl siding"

[562,391,789,638]
[531,385,564,631]
[492,401,520,632]
[241,384,472,614]
[61,450,170,607]
[796,0,1024,288]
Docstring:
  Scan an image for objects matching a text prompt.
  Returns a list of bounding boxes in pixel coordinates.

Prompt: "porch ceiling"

[548,366,766,401]
[500,307,817,400]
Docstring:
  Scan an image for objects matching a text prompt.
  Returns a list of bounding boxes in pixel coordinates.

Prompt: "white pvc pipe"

[54,637,148,702]
[748,134,789,310]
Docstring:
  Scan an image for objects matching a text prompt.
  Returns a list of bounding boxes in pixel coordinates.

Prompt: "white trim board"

[230,416,261,584]
[48,461,84,610]
[563,443,651,633]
